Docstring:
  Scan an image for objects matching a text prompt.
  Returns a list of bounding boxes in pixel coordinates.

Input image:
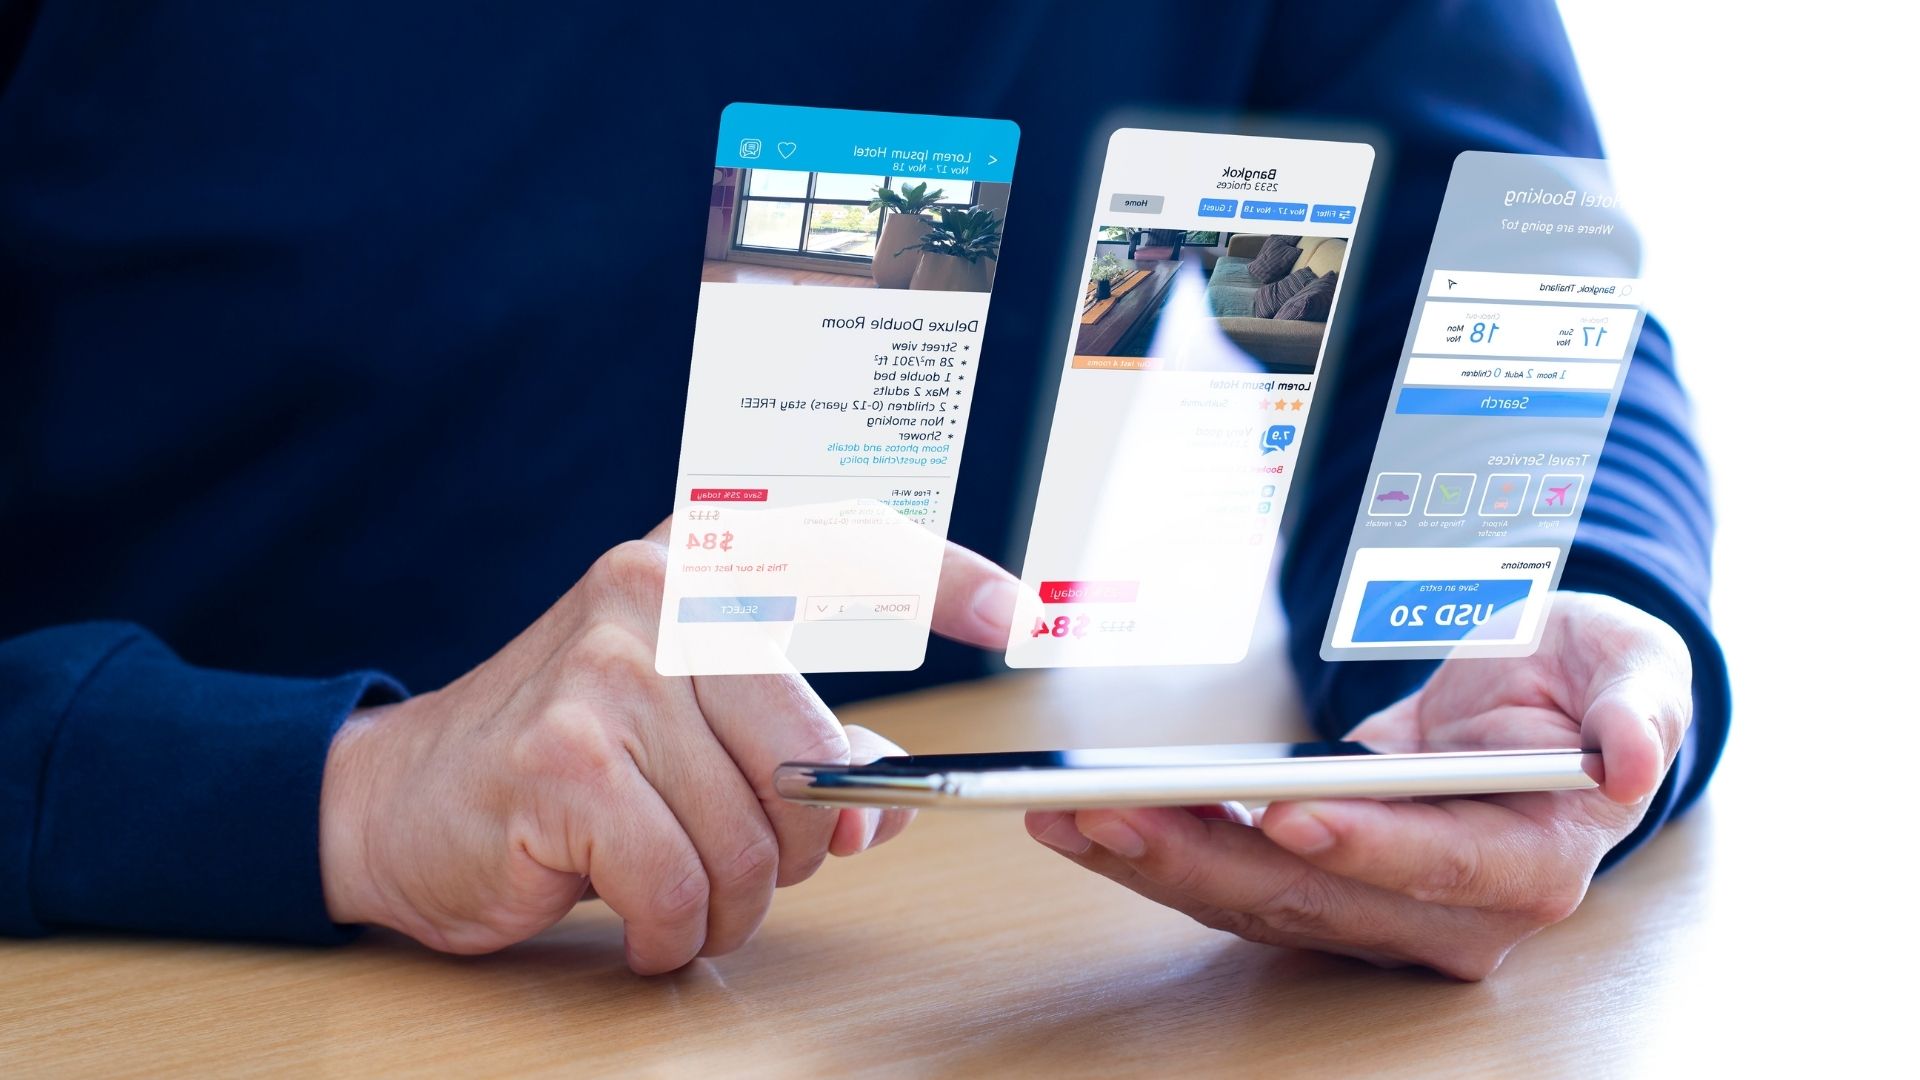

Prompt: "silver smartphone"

[774,741,1600,809]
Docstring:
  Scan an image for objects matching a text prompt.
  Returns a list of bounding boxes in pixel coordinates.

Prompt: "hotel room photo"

[704,167,1013,293]
[1074,228,1349,374]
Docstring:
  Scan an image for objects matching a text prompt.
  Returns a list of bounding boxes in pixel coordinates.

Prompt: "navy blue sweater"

[0,1,1728,943]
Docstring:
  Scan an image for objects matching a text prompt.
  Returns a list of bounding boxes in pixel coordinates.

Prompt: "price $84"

[685,530,734,553]
[1030,615,1138,640]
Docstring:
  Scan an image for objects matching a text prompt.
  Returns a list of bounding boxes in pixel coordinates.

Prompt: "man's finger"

[1027,812,1246,926]
[570,765,710,975]
[930,541,1018,650]
[843,724,914,853]
[1068,806,1319,914]
[622,682,781,958]
[1034,807,1480,964]
[1260,797,1585,913]
[693,672,845,886]
[1582,679,1690,804]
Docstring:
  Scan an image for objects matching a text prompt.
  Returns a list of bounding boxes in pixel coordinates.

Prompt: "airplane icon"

[1534,475,1581,517]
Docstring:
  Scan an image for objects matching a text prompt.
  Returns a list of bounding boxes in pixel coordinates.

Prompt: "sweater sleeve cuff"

[30,631,405,944]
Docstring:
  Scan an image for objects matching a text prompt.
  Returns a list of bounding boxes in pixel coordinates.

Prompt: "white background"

[1559,1,1913,1068]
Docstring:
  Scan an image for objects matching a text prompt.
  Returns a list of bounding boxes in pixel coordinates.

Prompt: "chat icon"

[1261,424,1296,454]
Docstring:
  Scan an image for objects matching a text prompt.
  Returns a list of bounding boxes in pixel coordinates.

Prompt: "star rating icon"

[1259,398,1307,412]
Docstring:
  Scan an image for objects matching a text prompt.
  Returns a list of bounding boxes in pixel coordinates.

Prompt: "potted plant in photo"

[869,181,946,289]
[1088,253,1129,300]
[905,205,1002,293]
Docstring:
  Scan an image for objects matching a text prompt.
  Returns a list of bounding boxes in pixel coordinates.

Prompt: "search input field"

[1429,270,1640,305]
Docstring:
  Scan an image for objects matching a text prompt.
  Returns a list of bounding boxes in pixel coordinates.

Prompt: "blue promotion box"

[1350,579,1532,643]
[715,102,1019,183]
[678,596,798,623]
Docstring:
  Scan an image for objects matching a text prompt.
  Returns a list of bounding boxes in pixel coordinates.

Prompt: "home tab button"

[1108,193,1165,214]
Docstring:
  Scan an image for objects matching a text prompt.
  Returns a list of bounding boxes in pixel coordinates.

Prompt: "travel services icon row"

[1368,471,1584,519]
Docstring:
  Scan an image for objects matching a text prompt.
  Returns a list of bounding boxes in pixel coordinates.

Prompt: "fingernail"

[970,578,1017,636]
[1035,815,1092,855]
[1083,817,1147,859]
[861,808,880,852]
[1270,805,1335,854]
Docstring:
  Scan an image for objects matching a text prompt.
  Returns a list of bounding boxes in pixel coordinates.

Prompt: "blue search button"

[1311,204,1356,224]
[1351,579,1532,644]
[1395,388,1613,418]
[678,596,797,623]
[1241,200,1309,222]
[1198,198,1238,218]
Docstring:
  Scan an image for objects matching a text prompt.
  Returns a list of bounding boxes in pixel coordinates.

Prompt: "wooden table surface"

[1,658,1874,1078]
[1073,259,1177,357]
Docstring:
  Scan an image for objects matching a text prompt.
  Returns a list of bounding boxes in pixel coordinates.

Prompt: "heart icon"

[776,141,797,159]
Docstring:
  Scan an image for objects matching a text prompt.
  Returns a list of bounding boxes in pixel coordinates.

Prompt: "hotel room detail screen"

[656,103,1019,675]
[1008,127,1376,668]
[1321,152,1649,660]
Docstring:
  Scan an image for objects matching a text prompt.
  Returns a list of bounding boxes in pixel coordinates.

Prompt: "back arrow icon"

[988,155,999,165]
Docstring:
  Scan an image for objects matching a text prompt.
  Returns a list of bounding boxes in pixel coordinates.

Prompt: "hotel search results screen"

[1008,127,1376,667]
[656,103,1019,675]
[1321,152,1648,661]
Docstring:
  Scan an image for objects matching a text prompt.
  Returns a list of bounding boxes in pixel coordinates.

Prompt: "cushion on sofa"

[1246,236,1302,283]
[1252,267,1318,319]
[1272,270,1337,321]
[1302,238,1348,278]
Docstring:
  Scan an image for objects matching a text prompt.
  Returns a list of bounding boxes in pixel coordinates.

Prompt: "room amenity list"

[656,104,1019,675]
[1321,152,1648,660]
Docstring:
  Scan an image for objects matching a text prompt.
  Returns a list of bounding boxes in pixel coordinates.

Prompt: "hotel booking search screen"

[656,103,1019,676]
[1008,127,1375,667]
[1321,151,1648,660]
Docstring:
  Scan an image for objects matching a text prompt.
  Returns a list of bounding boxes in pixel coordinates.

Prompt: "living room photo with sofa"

[1072,227,1350,374]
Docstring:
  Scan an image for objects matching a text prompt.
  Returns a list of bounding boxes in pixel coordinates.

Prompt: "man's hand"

[319,523,1016,973]
[1025,592,1692,980]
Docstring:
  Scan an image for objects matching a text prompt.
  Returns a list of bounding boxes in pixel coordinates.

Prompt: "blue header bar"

[716,102,1019,184]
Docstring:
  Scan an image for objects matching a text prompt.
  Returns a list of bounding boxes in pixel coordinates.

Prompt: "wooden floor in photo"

[700,259,873,288]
